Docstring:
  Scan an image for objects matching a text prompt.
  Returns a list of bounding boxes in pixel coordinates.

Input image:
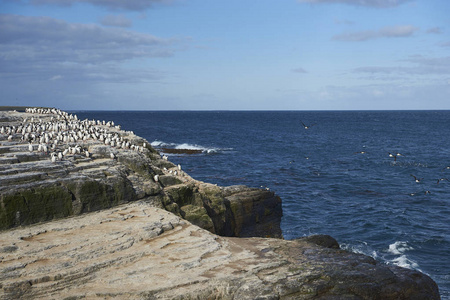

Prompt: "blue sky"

[1,0,449,110]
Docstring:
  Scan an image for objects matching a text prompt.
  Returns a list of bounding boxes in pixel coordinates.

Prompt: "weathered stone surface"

[0,109,282,238]
[0,108,441,299]
[0,201,440,299]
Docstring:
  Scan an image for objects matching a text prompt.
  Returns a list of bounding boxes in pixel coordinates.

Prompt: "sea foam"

[387,241,420,270]
[152,140,227,154]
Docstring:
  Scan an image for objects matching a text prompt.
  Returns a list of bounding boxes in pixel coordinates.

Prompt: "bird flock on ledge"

[0,108,172,173]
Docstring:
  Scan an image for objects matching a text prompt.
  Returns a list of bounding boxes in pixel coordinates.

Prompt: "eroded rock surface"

[0,108,441,299]
[0,109,282,238]
[0,202,440,299]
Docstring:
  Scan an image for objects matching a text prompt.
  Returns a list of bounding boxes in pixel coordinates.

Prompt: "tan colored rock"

[0,108,441,299]
[0,201,439,299]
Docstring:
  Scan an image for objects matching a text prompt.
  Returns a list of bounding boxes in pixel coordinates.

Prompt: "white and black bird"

[301,121,316,130]
[411,174,423,183]
[437,178,449,184]
[388,153,398,161]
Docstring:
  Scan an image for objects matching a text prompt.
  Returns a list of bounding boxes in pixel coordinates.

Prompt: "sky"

[1,0,449,110]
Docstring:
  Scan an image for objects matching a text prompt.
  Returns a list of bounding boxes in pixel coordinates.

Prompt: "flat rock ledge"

[0,202,440,299]
[0,108,441,299]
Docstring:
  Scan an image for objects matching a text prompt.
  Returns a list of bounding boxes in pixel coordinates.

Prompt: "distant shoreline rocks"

[159,147,203,154]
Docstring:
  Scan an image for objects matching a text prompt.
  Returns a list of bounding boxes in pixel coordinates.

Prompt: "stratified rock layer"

[0,109,282,238]
[0,108,441,299]
[0,202,440,299]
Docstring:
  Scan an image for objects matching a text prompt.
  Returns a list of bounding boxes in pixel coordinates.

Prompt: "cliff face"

[0,109,282,238]
[0,108,441,299]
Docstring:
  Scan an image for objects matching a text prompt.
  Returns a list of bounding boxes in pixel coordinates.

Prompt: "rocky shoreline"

[0,108,440,299]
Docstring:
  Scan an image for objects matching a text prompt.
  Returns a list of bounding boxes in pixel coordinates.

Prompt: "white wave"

[341,242,378,260]
[391,255,419,269]
[386,241,421,271]
[151,140,229,154]
[388,241,413,255]
[175,143,204,150]
[150,140,174,147]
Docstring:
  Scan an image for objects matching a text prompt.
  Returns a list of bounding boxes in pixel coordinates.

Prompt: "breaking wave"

[151,140,231,154]
[386,241,420,271]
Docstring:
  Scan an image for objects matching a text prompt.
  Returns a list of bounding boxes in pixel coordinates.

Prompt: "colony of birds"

[0,107,152,163]
[0,107,183,186]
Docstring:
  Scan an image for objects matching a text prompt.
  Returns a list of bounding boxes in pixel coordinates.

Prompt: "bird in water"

[411,174,423,183]
[437,178,449,184]
[301,121,316,129]
[388,152,398,161]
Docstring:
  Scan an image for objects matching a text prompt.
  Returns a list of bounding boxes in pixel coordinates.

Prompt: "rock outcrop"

[0,201,440,299]
[0,109,282,238]
[0,108,441,299]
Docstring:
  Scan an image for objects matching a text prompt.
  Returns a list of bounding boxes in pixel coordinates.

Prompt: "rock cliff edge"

[0,108,440,299]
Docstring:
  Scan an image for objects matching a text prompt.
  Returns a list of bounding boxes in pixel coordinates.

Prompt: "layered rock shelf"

[0,108,282,238]
[0,108,440,299]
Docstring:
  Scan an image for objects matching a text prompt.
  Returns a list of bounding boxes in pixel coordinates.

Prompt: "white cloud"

[18,0,175,11]
[0,14,185,83]
[333,25,418,41]
[100,15,132,28]
[0,13,183,110]
[426,27,442,34]
[354,56,450,75]
[292,67,308,73]
[49,75,63,81]
[297,0,412,8]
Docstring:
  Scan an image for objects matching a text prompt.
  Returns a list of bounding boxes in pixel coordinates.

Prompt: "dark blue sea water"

[73,110,450,298]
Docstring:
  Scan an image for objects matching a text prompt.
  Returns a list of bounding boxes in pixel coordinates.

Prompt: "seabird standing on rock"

[153,174,159,182]
[110,152,116,160]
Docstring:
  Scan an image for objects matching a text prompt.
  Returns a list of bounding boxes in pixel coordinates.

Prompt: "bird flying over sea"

[388,152,398,161]
[411,174,423,183]
[437,178,449,184]
[301,121,316,129]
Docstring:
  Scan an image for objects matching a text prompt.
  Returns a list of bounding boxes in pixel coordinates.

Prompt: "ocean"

[73,110,450,298]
